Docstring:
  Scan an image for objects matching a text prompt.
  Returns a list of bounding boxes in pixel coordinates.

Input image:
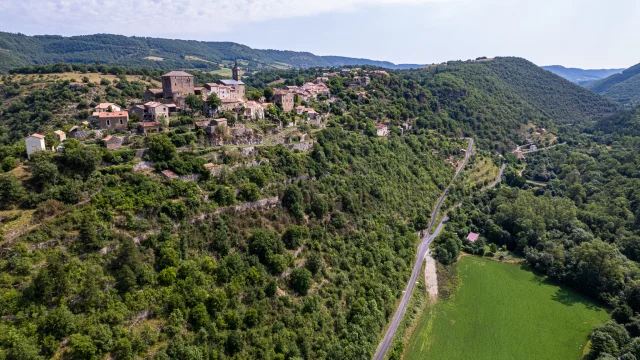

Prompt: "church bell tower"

[232,60,239,81]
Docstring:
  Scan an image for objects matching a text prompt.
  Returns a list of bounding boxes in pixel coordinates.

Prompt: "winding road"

[372,138,474,360]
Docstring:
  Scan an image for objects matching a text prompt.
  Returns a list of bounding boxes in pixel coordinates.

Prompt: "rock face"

[209,128,264,146]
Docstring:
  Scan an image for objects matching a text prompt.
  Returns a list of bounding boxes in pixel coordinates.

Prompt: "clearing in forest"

[404,256,609,360]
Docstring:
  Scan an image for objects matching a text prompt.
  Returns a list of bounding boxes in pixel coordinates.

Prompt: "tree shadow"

[520,264,603,311]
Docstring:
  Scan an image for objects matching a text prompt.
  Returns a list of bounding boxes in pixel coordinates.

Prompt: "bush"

[282,225,309,250]
[238,183,260,202]
[289,267,313,295]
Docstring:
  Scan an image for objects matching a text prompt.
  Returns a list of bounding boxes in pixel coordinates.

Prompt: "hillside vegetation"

[0,32,414,73]
[0,58,629,359]
[589,62,640,106]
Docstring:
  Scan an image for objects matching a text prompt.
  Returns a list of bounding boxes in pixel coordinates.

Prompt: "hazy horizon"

[1,0,638,69]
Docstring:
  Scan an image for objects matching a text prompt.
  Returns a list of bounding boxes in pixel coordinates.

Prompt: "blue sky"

[1,0,639,69]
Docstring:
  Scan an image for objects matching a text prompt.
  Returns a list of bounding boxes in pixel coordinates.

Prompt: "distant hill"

[588,63,640,106]
[542,65,624,86]
[0,32,423,73]
[481,58,619,123]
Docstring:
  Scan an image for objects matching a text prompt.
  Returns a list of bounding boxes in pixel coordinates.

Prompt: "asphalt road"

[372,138,474,360]
[487,162,507,189]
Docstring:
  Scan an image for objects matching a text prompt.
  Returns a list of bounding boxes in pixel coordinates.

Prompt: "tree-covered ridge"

[0,126,465,359]
[589,62,640,107]
[0,32,414,73]
[594,106,640,136]
[480,58,619,123]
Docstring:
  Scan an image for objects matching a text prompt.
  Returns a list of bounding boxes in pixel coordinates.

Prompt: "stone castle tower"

[232,60,239,81]
[161,71,194,99]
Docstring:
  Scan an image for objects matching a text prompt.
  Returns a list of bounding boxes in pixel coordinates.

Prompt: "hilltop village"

[22,64,395,180]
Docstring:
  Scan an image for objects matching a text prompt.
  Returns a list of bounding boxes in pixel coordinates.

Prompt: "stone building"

[217,80,245,99]
[220,98,243,112]
[144,88,163,102]
[138,122,161,134]
[94,103,121,113]
[272,90,295,112]
[54,130,66,143]
[102,135,123,150]
[94,111,129,130]
[162,71,195,99]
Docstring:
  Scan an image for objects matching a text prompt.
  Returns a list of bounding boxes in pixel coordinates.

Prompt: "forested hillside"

[0,32,416,73]
[589,62,640,106]
[481,58,619,123]
[0,57,628,359]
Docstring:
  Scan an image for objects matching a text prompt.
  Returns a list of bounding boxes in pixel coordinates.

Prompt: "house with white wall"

[25,134,46,159]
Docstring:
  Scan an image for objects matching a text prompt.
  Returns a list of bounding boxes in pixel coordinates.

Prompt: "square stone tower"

[162,71,194,99]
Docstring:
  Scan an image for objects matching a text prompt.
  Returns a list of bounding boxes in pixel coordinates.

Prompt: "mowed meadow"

[404,257,609,360]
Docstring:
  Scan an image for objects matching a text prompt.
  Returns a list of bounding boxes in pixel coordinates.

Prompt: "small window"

[120,119,123,125]
[106,120,111,126]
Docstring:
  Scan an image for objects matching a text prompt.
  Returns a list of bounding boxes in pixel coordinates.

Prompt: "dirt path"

[424,250,438,303]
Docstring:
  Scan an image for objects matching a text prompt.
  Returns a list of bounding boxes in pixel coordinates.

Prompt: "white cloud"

[1,0,445,36]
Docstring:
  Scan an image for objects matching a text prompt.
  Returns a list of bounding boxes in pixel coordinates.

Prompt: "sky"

[1,0,639,69]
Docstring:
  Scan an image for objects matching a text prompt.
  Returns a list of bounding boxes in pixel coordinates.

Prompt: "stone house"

[161,169,179,180]
[102,135,123,150]
[204,83,232,100]
[243,101,264,120]
[25,133,46,159]
[94,111,129,130]
[138,122,161,134]
[145,102,170,122]
[217,80,245,99]
[350,76,370,87]
[376,124,390,137]
[129,105,145,119]
[295,105,306,115]
[273,90,294,112]
[305,108,317,119]
[94,102,121,113]
[144,88,164,102]
[54,130,66,143]
[212,118,228,127]
[221,98,243,112]
[195,121,210,129]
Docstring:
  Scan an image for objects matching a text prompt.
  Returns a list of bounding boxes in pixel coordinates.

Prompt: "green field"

[404,257,609,360]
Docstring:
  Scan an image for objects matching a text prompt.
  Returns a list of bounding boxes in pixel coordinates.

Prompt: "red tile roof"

[96,111,128,118]
[27,133,45,139]
[102,135,113,142]
[161,169,179,179]
[466,232,480,242]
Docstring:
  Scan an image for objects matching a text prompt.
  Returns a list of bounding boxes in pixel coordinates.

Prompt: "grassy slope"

[404,257,609,360]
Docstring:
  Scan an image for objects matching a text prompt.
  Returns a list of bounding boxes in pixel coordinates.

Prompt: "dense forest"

[0,32,415,73]
[435,110,640,359]
[0,57,636,359]
[589,62,640,107]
